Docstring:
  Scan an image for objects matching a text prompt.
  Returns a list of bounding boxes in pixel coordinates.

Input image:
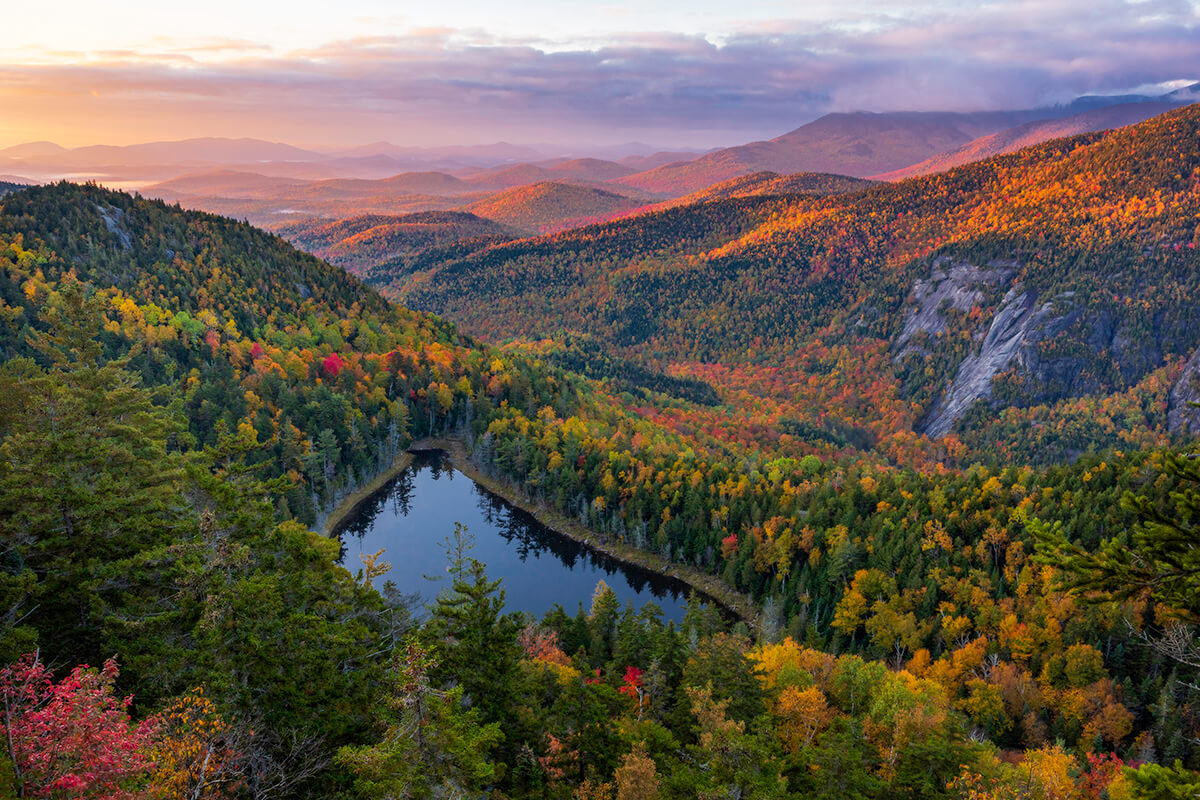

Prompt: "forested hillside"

[398,104,1200,465]
[663,170,876,205]
[462,181,645,234]
[277,210,521,276]
[1,115,1199,799]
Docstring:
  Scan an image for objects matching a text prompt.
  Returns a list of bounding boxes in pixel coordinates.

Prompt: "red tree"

[0,654,155,799]
[322,353,344,378]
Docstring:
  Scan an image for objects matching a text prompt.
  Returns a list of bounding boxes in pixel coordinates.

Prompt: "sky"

[1,0,1197,150]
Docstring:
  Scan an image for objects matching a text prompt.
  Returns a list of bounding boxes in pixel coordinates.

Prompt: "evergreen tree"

[0,277,186,663]
[423,522,525,783]
[336,638,502,799]
[425,524,522,713]
[1035,451,1200,621]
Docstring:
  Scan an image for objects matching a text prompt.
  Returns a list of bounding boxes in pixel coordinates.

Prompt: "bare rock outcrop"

[920,284,1058,439]
[894,259,1016,358]
[1169,346,1200,434]
[95,203,133,250]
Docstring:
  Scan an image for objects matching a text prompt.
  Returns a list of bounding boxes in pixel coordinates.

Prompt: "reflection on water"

[333,451,691,620]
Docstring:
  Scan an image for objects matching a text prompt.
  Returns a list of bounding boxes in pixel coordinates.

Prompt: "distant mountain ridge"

[664,171,876,205]
[0,136,322,168]
[461,157,639,189]
[611,89,1193,195]
[612,110,1047,194]
[875,101,1179,181]
[461,181,644,234]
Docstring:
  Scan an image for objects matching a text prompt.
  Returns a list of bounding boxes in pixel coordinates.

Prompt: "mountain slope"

[667,171,876,205]
[143,169,310,198]
[462,158,639,190]
[400,104,1200,461]
[460,181,644,233]
[876,101,1178,181]
[278,210,521,275]
[548,157,638,182]
[614,110,1052,195]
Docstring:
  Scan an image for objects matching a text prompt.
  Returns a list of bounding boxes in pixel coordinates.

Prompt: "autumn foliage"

[0,655,153,799]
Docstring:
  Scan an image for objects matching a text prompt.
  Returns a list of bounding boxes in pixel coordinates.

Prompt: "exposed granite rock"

[1169,346,1200,434]
[95,204,133,251]
[920,285,1058,439]
[894,258,1016,359]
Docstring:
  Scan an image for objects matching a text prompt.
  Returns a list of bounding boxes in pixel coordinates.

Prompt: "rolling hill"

[277,210,521,275]
[142,169,310,198]
[461,157,639,189]
[460,181,645,233]
[664,171,876,205]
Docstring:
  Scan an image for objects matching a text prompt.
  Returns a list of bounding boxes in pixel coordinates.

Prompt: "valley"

[0,81,1198,800]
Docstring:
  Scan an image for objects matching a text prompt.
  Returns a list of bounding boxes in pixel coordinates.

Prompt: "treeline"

[531,334,722,406]
[279,210,519,276]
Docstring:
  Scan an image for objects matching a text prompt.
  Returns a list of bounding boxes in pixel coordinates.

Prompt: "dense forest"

[277,211,521,277]
[0,107,1198,800]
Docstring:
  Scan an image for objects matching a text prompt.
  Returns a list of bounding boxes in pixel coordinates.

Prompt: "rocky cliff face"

[1169,347,1200,435]
[893,259,1015,359]
[898,258,1200,440]
[920,284,1057,438]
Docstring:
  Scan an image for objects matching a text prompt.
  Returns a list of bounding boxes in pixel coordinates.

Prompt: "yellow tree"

[143,688,242,800]
[774,685,833,753]
[614,742,660,800]
[1020,745,1078,800]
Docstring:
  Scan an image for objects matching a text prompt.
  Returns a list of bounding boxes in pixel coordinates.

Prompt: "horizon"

[1,86,1195,156]
[2,0,1197,150]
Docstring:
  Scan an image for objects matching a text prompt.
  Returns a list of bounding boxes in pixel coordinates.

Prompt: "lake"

[333,450,693,621]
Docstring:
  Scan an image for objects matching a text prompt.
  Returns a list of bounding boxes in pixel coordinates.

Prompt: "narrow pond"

[333,450,692,621]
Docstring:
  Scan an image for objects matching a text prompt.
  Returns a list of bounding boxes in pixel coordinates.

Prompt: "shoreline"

[407,436,761,630]
[320,450,416,536]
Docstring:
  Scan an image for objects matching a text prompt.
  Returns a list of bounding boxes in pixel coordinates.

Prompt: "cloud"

[0,0,1196,147]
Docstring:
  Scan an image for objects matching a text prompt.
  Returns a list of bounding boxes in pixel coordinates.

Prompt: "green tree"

[0,278,185,663]
[423,522,525,784]
[673,684,787,800]
[337,638,502,799]
[1034,452,1200,621]
[682,633,766,727]
[804,718,883,800]
[588,580,621,665]
[548,673,625,786]
[1123,761,1200,799]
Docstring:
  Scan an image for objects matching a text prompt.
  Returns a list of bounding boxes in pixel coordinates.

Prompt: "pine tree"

[336,638,501,799]
[0,277,186,662]
[1034,451,1200,621]
[423,523,523,762]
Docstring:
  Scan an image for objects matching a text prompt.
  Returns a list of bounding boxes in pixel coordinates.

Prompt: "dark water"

[333,451,691,621]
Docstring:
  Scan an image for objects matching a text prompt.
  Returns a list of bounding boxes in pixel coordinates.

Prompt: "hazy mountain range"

[4,86,1192,247]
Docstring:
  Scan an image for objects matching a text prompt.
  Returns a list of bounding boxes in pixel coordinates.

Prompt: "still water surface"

[334,451,690,621]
